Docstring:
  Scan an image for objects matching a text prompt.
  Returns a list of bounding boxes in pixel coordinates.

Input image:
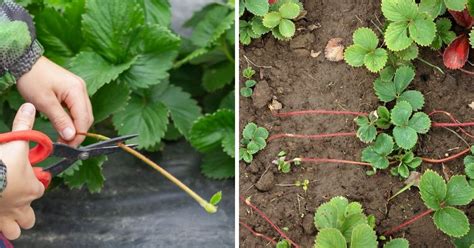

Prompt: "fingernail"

[61,127,75,140]
[21,103,35,116]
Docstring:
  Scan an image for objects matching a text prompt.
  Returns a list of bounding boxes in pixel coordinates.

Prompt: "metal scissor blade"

[85,134,138,149]
[85,144,138,157]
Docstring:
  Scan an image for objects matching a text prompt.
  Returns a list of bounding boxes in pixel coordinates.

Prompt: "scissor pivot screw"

[79,152,90,160]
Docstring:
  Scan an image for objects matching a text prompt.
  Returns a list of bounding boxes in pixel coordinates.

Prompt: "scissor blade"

[85,134,138,149]
[85,144,138,157]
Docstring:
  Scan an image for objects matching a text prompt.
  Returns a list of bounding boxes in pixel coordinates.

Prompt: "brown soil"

[239,0,474,247]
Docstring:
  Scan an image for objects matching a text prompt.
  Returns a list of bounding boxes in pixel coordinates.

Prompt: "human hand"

[16,56,93,146]
[0,103,45,240]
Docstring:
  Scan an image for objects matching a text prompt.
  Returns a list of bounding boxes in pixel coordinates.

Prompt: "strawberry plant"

[272,151,301,173]
[239,0,303,45]
[240,122,269,163]
[385,170,474,237]
[344,28,388,73]
[0,0,235,192]
[240,66,257,97]
[314,196,410,247]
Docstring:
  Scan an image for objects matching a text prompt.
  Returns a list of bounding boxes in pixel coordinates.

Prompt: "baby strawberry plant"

[314,196,410,248]
[240,66,257,97]
[344,28,388,73]
[272,151,301,173]
[0,0,235,192]
[240,122,269,163]
[385,170,474,237]
[240,0,303,45]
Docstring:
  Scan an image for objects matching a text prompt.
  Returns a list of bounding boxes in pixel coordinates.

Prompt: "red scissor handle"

[0,130,54,188]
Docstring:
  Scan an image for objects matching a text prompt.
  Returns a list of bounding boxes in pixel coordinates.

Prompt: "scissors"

[0,130,137,188]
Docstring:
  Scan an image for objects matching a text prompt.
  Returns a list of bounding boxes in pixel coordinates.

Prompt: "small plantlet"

[276,178,309,192]
[262,2,301,39]
[314,196,409,247]
[243,66,256,79]
[385,170,474,237]
[273,151,301,173]
[390,101,431,150]
[344,27,388,73]
[276,239,290,248]
[240,122,269,163]
[240,80,257,97]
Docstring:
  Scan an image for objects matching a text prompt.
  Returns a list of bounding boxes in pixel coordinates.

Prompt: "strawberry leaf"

[391,101,413,126]
[374,78,397,102]
[361,134,394,169]
[444,175,474,206]
[62,156,107,193]
[112,95,169,149]
[315,228,347,248]
[279,2,300,19]
[385,22,413,51]
[91,81,130,123]
[408,112,431,133]
[279,19,296,38]
[398,90,425,111]
[245,0,269,16]
[470,28,474,47]
[251,16,271,36]
[350,224,378,248]
[393,126,418,149]
[431,18,456,49]
[419,170,447,210]
[201,149,234,179]
[445,0,467,11]
[190,109,234,156]
[263,11,282,28]
[364,48,388,72]
[453,224,474,247]
[68,51,136,95]
[344,28,387,72]
[409,16,437,46]
[469,0,474,16]
[382,0,418,22]
[355,116,377,143]
[393,66,415,93]
[419,0,446,18]
[394,43,419,60]
[202,62,234,92]
[434,206,470,237]
[383,238,410,248]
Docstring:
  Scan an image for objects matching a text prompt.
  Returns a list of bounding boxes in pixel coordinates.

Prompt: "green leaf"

[362,134,394,169]
[242,122,257,139]
[112,95,169,149]
[393,66,415,93]
[202,62,234,92]
[240,87,253,97]
[344,45,367,67]
[445,175,474,206]
[395,43,419,61]
[314,196,349,230]
[374,133,395,155]
[376,106,392,129]
[398,163,410,178]
[153,83,202,138]
[251,17,271,36]
[393,126,418,149]
[120,24,180,89]
[210,191,222,205]
[350,224,378,248]
[385,22,412,51]
[383,238,410,248]
[191,6,233,47]
[432,18,456,49]
[340,214,369,241]
[398,90,425,111]
[353,27,379,50]
[91,81,130,123]
[453,224,474,248]
[445,0,467,10]
[469,0,474,16]
[190,109,234,154]
[419,170,447,210]
[391,101,413,126]
[409,16,437,46]
[243,67,256,78]
[470,29,474,47]
[279,2,300,19]
[263,11,282,28]
[68,52,136,95]
[245,0,269,16]
[408,112,431,133]
[82,0,144,63]
[434,206,470,237]
[465,156,474,178]
[314,228,347,248]
[382,0,419,22]
[62,156,107,193]
[355,116,377,143]
[279,19,296,38]
[420,0,445,18]
[374,78,397,102]
[364,48,388,72]
[245,80,257,87]
[140,0,171,27]
[201,149,234,179]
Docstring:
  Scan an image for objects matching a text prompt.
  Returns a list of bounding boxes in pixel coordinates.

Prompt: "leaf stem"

[383,209,434,236]
[417,57,445,74]
[240,196,300,248]
[79,132,217,214]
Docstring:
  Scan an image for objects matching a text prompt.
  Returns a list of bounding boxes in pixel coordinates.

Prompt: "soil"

[239,0,474,247]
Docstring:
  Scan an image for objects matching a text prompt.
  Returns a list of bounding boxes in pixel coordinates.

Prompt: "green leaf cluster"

[419,170,474,237]
[344,28,388,73]
[273,151,301,173]
[240,66,257,97]
[464,146,474,186]
[240,123,269,163]
[239,0,302,44]
[0,0,235,191]
[313,196,409,248]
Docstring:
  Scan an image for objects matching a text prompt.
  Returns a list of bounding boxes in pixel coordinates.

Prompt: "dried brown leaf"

[325,38,344,62]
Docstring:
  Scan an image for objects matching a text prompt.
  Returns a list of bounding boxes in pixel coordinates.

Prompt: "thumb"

[11,103,36,132]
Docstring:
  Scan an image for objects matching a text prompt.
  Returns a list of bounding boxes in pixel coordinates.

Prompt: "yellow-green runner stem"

[79,132,217,213]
